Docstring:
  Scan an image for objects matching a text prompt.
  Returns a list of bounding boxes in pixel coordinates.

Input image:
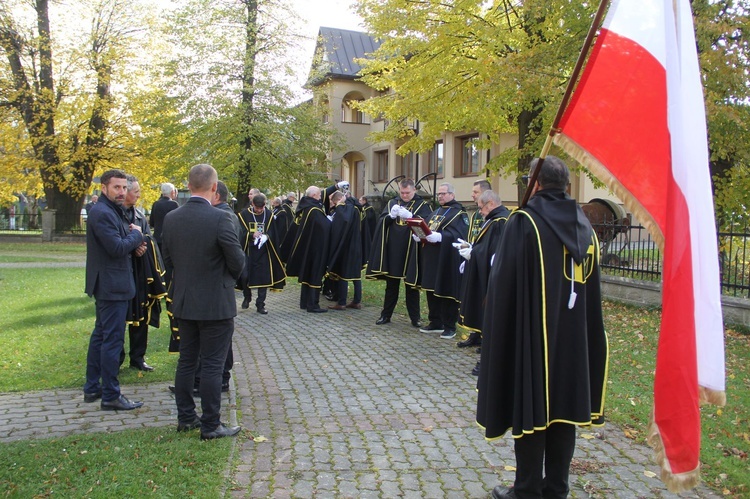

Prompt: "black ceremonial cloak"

[327,196,363,281]
[272,205,291,249]
[476,189,609,440]
[285,196,330,288]
[419,199,468,301]
[238,207,286,288]
[125,207,167,329]
[365,194,432,286]
[458,205,510,332]
[278,201,298,264]
[359,201,377,263]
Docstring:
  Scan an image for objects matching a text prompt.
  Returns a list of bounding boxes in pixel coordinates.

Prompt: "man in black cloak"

[456,189,510,375]
[365,178,432,327]
[285,185,331,313]
[238,193,286,314]
[326,190,363,309]
[417,182,468,339]
[477,156,608,499]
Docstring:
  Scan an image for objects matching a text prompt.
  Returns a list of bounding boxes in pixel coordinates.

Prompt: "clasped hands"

[451,238,472,260]
[389,204,412,220]
[253,232,268,249]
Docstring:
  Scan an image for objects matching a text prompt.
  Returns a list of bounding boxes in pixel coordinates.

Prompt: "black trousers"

[194,345,233,387]
[299,284,321,311]
[243,286,268,308]
[174,318,233,431]
[513,423,576,499]
[425,291,459,330]
[381,278,421,322]
[127,322,148,364]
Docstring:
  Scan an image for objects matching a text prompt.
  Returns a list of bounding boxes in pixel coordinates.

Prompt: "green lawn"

[0,243,747,497]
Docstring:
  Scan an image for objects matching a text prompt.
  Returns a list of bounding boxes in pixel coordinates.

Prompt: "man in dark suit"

[149,183,178,286]
[162,164,246,440]
[83,169,145,411]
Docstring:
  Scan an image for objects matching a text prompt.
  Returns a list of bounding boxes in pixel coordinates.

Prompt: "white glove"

[257,234,268,249]
[389,204,400,219]
[398,207,412,219]
[412,233,421,242]
[459,261,466,274]
[425,232,442,243]
[459,246,472,260]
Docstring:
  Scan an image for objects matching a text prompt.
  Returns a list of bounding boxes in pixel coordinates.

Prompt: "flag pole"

[520,0,611,207]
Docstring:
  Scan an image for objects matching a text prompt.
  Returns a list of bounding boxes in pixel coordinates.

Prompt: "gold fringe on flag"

[647,414,701,493]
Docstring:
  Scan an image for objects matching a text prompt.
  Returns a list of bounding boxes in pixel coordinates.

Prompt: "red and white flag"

[552,0,726,491]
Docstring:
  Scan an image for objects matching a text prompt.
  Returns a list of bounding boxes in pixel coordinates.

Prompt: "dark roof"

[307,27,382,85]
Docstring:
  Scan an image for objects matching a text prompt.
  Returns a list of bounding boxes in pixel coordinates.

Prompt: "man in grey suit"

[84,169,145,410]
[162,164,246,440]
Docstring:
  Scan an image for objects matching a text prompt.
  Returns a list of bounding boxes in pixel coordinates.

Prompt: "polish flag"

[552,0,725,492]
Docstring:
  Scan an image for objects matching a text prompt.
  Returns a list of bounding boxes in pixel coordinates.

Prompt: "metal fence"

[0,212,42,233]
[593,218,750,298]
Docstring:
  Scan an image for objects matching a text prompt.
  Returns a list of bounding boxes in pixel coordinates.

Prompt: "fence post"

[41,209,56,242]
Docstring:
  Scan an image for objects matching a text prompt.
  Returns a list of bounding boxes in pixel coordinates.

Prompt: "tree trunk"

[515,105,543,204]
[236,0,259,212]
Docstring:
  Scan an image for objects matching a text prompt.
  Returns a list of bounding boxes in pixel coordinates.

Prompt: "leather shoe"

[131,361,154,372]
[457,332,481,348]
[101,394,143,411]
[307,308,328,313]
[328,304,346,310]
[221,382,230,393]
[491,485,516,498]
[411,320,423,328]
[257,306,268,314]
[375,316,391,325]
[471,361,481,376]
[345,302,362,309]
[241,298,250,309]
[200,423,242,440]
[83,391,102,403]
[177,417,202,432]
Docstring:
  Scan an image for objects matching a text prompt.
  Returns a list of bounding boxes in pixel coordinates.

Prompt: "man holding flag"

[477,156,608,499]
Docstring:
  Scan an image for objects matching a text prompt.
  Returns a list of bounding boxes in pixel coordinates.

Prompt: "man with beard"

[455,190,509,375]
[121,175,166,372]
[285,186,331,313]
[477,156,608,499]
[238,193,286,314]
[366,178,432,327]
[326,190,363,310]
[83,169,144,410]
[417,182,468,339]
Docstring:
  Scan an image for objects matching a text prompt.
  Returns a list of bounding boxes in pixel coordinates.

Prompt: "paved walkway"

[0,285,718,498]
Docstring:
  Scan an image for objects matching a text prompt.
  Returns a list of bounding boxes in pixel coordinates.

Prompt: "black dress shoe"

[101,394,143,411]
[375,316,391,325]
[83,391,102,403]
[200,423,241,440]
[257,306,268,314]
[177,417,202,432]
[130,361,154,372]
[307,308,328,313]
[491,485,516,498]
[241,298,250,309]
[471,361,481,376]
[457,332,482,348]
[221,383,230,393]
[411,320,423,328]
